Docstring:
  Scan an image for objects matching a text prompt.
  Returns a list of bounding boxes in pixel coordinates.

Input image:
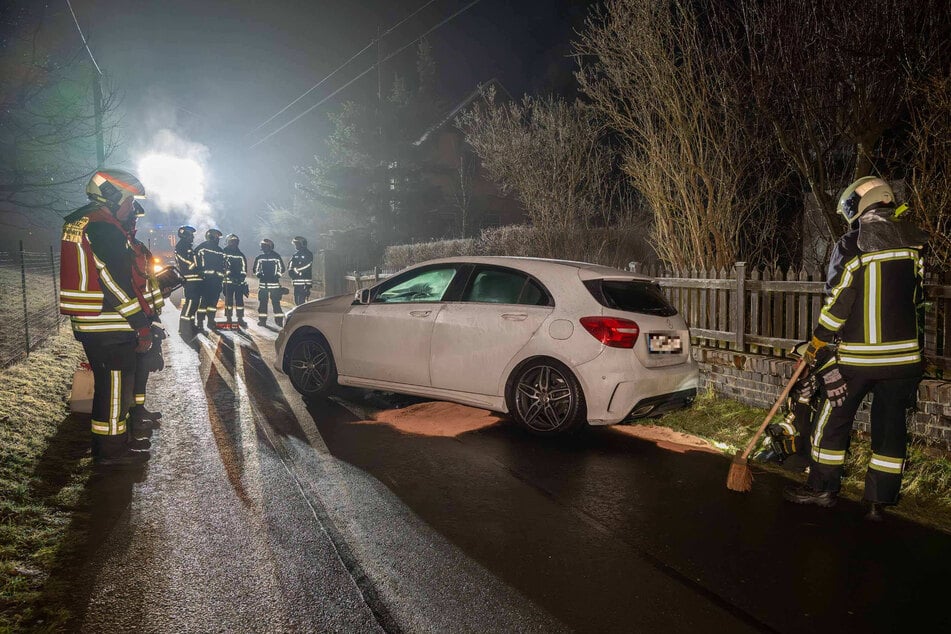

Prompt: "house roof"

[412,78,512,147]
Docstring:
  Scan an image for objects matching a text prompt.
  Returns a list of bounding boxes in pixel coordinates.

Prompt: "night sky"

[68,0,596,236]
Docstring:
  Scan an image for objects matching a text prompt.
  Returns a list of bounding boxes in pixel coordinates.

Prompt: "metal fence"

[343,261,950,372]
[0,243,62,368]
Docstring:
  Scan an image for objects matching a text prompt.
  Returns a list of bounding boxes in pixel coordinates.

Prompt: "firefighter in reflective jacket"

[289,236,313,306]
[223,233,248,327]
[253,238,286,326]
[783,177,927,521]
[194,228,226,329]
[59,169,152,466]
[175,225,201,335]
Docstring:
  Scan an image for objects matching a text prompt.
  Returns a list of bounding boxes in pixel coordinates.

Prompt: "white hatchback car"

[275,256,698,435]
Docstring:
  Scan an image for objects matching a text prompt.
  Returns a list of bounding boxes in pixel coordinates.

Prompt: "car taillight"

[580,316,640,348]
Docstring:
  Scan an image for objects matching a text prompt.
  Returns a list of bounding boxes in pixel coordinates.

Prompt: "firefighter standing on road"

[175,225,201,335]
[289,236,314,306]
[195,228,226,330]
[223,233,248,327]
[783,177,927,521]
[59,169,152,466]
[253,238,286,327]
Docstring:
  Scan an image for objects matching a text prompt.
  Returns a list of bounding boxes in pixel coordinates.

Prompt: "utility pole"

[93,73,105,168]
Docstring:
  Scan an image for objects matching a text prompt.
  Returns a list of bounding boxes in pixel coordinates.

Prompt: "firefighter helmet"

[292,236,307,249]
[86,169,146,212]
[177,225,196,239]
[205,228,223,241]
[260,238,274,251]
[837,176,895,223]
[132,201,146,217]
[226,233,239,246]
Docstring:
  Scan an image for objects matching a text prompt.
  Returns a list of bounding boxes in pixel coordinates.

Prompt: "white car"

[274,256,698,436]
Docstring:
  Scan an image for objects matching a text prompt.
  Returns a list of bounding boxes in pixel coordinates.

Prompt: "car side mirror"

[355,288,372,305]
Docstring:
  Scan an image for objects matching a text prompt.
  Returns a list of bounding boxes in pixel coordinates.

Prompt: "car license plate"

[648,333,682,354]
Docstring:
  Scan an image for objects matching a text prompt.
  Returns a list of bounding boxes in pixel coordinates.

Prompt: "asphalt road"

[63,306,951,633]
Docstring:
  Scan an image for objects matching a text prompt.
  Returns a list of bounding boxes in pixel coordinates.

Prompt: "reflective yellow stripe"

[110,370,121,434]
[77,242,88,290]
[811,400,832,448]
[869,453,904,474]
[839,340,920,353]
[838,353,921,366]
[94,255,133,303]
[867,261,880,344]
[134,394,146,405]
[811,447,846,465]
[61,289,104,299]
[59,302,102,312]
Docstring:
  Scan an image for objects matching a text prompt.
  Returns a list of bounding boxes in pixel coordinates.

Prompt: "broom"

[726,358,807,492]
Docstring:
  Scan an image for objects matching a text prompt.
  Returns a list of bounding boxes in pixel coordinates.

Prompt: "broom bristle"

[726,453,753,492]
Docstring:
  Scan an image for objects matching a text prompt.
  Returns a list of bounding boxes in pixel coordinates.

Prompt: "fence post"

[734,261,746,351]
[19,240,30,356]
[50,245,59,331]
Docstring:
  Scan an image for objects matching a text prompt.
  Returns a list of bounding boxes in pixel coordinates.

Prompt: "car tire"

[507,358,586,436]
[286,334,337,399]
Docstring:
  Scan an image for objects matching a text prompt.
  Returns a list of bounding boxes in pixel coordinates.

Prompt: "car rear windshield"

[583,279,677,317]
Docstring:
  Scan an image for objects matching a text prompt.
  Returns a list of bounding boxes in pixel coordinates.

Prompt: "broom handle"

[739,359,807,460]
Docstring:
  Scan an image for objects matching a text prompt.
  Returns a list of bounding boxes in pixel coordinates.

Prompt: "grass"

[0,329,90,633]
[652,388,951,532]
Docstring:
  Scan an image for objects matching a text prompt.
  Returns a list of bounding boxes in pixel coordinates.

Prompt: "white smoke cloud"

[135,129,216,228]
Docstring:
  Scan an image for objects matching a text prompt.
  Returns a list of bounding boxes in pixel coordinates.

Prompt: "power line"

[248,0,441,136]
[64,0,102,75]
[249,0,484,150]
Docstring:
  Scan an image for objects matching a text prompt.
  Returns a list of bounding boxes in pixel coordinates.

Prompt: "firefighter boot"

[783,484,837,508]
[275,316,285,328]
[865,502,886,522]
[258,317,267,327]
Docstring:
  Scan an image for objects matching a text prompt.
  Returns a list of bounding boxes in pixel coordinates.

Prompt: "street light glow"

[137,153,207,211]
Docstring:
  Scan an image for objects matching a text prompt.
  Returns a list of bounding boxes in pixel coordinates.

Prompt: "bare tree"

[729,0,950,240]
[575,0,783,271]
[450,150,478,237]
[456,89,646,263]
[0,3,122,215]
[904,72,951,273]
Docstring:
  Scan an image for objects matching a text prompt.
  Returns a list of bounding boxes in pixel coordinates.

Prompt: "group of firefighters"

[174,226,313,335]
[58,167,927,523]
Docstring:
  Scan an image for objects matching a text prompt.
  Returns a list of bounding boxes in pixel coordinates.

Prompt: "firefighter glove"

[819,364,848,408]
[135,327,153,353]
[804,335,828,367]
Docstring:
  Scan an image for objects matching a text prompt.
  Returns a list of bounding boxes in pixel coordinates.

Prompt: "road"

[61,307,951,633]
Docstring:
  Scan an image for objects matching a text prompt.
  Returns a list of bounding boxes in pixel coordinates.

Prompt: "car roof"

[414,255,652,281]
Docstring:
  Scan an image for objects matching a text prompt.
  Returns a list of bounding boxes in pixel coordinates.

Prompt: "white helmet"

[86,169,146,212]
[837,176,895,223]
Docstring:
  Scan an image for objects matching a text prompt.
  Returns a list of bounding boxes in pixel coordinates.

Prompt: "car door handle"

[410,310,432,318]
[501,313,528,321]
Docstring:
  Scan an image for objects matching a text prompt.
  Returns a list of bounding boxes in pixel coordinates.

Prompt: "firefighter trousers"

[257,287,284,321]
[293,283,311,306]
[808,371,921,503]
[82,340,136,458]
[181,280,202,324]
[198,277,223,326]
[223,281,245,321]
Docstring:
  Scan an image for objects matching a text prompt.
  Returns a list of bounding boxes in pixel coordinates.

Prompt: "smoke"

[135,128,217,228]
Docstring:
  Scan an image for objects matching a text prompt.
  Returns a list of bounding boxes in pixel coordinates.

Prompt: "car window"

[463,269,527,304]
[584,279,677,316]
[374,267,457,303]
[519,279,548,306]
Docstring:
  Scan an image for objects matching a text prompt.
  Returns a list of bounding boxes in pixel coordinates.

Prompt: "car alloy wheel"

[288,335,336,398]
[512,360,585,435]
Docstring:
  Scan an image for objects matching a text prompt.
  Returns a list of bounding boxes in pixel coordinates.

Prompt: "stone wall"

[693,346,951,446]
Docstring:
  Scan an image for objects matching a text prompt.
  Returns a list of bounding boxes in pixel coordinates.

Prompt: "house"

[412,79,526,237]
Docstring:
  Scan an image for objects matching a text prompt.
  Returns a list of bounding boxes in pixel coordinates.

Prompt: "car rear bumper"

[576,349,699,425]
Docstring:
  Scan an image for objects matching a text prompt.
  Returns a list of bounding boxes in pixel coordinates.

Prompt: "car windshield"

[375,267,456,303]
[584,279,677,317]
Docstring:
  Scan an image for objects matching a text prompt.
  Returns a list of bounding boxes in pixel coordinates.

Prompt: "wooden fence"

[344,262,951,372]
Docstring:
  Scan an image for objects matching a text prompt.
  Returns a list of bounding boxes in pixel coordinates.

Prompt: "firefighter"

[288,236,313,306]
[253,238,286,327]
[194,228,226,330]
[222,233,249,327]
[125,213,167,430]
[175,225,201,335]
[783,177,928,521]
[59,169,152,466]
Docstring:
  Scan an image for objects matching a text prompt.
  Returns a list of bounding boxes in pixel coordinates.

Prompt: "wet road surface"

[64,305,951,632]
